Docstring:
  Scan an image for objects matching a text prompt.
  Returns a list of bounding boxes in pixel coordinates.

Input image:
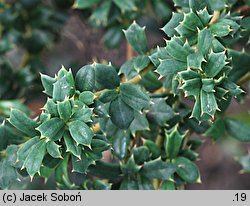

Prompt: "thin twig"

[208,10,220,26]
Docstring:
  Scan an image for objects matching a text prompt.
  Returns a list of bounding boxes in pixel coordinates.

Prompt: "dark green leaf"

[88,161,121,181]
[94,63,120,90]
[187,52,203,69]
[79,91,94,105]
[141,158,176,180]
[75,65,95,92]
[174,157,200,183]
[45,99,59,117]
[173,0,189,7]
[147,98,175,126]
[0,160,18,189]
[130,112,149,136]
[72,153,94,174]
[121,157,141,175]
[71,108,92,123]
[157,59,187,78]
[109,97,134,129]
[99,90,118,103]
[112,129,130,160]
[119,56,150,80]
[120,83,150,111]
[132,146,150,165]
[165,126,184,158]
[144,140,161,159]
[204,118,226,141]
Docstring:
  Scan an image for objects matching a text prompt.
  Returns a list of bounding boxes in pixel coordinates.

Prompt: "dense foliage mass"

[0,0,250,190]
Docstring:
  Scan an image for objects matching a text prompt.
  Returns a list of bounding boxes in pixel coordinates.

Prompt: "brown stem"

[126,42,134,60]
[208,10,221,26]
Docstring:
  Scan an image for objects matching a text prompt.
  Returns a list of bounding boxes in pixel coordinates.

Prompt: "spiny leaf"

[132,146,150,165]
[157,59,187,78]
[180,78,201,97]
[120,83,150,111]
[71,108,92,123]
[23,139,46,178]
[119,55,150,80]
[165,126,184,159]
[69,120,94,146]
[41,74,56,97]
[147,98,175,126]
[124,22,148,55]
[46,141,61,159]
[203,52,226,78]
[8,109,39,136]
[53,76,71,101]
[162,13,184,37]
[63,131,82,159]
[72,153,94,174]
[45,99,59,117]
[37,118,65,141]
[129,112,149,136]
[57,99,72,121]
[166,38,192,62]
[187,52,203,69]
[200,90,218,117]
